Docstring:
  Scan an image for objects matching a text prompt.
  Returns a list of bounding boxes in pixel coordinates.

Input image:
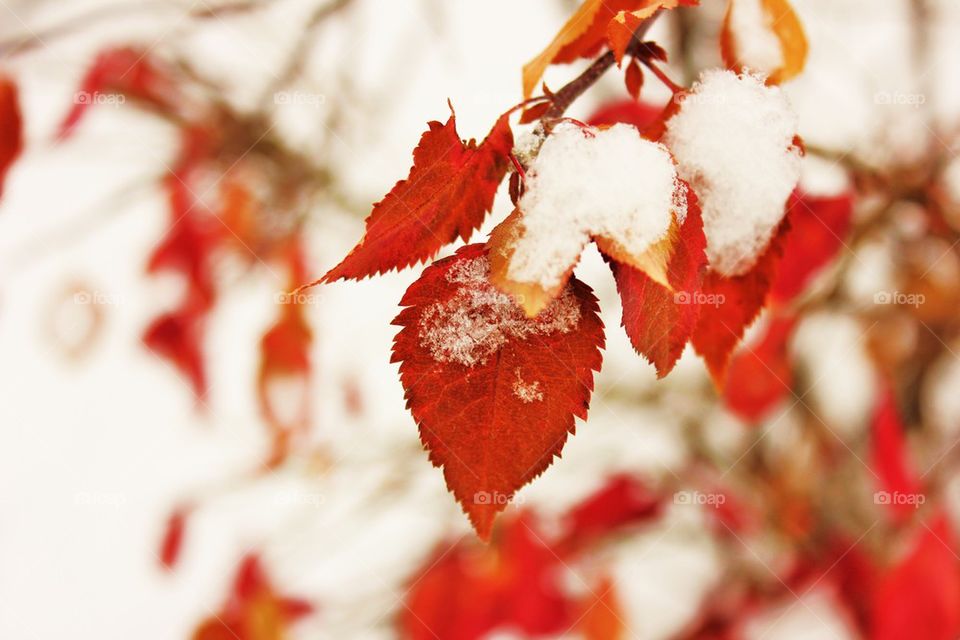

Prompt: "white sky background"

[0,0,957,639]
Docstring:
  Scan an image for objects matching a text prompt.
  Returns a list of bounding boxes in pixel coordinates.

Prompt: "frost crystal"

[513,369,544,403]
[665,70,801,276]
[419,257,581,367]
[507,123,683,288]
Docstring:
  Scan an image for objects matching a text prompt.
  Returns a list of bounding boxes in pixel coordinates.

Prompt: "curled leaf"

[720,0,808,84]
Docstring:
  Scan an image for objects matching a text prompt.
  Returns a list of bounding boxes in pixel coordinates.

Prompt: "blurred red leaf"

[193,554,313,640]
[402,514,573,639]
[587,99,664,129]
[318,106,513,283]
[159,506,190,570]
[691,219,789,384]
[606,183,706,377]
[771,191,853,305]
[392,244,604,539]
[58,47,177,139]
[723,314,796,422]
[871,382,923,523]
[560,474,662,550]
[143,304,208,399]
[0,75,22,197]
[871,515,960,640]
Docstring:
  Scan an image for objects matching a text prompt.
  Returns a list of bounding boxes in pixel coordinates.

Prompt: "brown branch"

[541,9,664,122]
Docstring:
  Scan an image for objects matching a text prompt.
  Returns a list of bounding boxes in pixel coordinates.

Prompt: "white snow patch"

[508,122,683,289]
[665,70,801,276]
[727,0,784,75]
[419,256,581,367]
[512,369,543,403]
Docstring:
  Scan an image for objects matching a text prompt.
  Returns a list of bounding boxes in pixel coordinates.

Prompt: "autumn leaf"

[690,219,789,384]
[624,58,645,100]
[577,576,626,640]
[193,553,313,640]
[871,514,960,640]
[317,105,514,283]
[770,190,853,305]
[392,245,604,539]
[587,98,667,131]
[871,382,923,523]
[58,47,178,139]
[522,0,695,98]
[402,514,573,639]
[606,183,706,377]
[0,75,22,197]
[720,0,808,85]
[722,314,796,421]
[560,474,663,551]
[143,303,209,399]
[158,505,191,570]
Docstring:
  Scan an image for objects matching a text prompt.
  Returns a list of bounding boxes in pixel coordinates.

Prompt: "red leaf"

[691,219,789,384]
[624,58,645,100]
[560,474,662,550]
[871,382,923,523]
[194,553,314,640]
[58,47,177,139]
[392,245,604,539]
[587,98,664,130]
[722,314,796,422]
[319,106,513,283]
[871,515,960,640]
[402,514,572,639]
[0,75,23,197]
[770,190,853,305]
[159,506,190,570]
[143,304,208,399]
[606,183,706,376]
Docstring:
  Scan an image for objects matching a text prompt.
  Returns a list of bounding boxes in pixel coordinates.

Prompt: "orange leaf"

[722,314,796,421]
[392,245,604,539]
[720,0,808,84]
[577,576,626,640]
[523,0,648,99]
[319,106,513,283]
[0,75,22,197]
[606,183,707,377]
[770,190,853,305]
[690,219,789,384]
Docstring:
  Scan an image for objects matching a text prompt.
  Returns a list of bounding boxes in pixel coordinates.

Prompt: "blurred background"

[1,0,960,638]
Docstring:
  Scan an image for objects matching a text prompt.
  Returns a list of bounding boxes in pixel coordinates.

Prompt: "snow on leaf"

[317,106,513,283]
[606,182,707,377]
[487,122,684,317]
[392,245,604,539]
[770,190,853,305]
[721,0,808,85]
[722,314,796,421]
[664,69,801,277]
[0,75,22,198]
[690,219,789,384]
